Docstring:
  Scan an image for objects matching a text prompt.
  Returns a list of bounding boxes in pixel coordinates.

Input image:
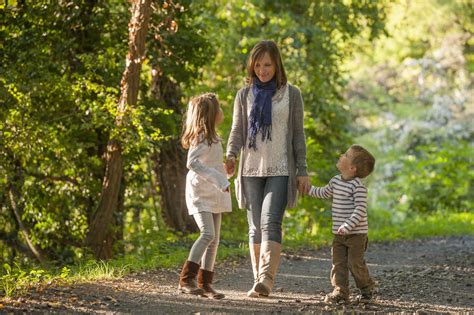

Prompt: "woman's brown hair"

[246,40,287,89]
[181,93,220,149]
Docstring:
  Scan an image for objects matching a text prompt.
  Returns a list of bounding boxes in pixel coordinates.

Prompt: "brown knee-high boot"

[253,240,282,297]
[197,269,225,299]
[178,261,204,295]
[247,243,261,297]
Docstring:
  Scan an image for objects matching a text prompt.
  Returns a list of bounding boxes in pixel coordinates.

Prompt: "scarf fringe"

[248,121,272,151]
[260,124,272,142]
[248,78,276,150]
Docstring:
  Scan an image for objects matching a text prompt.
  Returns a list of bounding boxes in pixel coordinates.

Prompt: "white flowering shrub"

[347,24,473,216]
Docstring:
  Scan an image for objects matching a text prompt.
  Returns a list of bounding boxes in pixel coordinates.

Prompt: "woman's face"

[254,52,276,83]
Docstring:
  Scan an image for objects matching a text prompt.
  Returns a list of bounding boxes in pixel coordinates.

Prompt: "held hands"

[224,156,236,177]
[296,176,311,195]
[337,225,348,235]
[225,160,311,195]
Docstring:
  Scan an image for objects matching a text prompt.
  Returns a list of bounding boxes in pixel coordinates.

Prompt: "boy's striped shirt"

[309,175,368,234]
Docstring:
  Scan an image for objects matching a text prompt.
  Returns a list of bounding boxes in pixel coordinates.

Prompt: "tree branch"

[25,171,79,185]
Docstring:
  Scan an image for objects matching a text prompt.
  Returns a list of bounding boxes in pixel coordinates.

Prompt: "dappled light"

[1,0,472,313]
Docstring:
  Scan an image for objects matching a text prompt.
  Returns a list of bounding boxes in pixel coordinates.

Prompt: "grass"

[0,237,248,298]
[369,211,474,241]
[70,260,128,281]
[281,211,474,249]
[1,211,472,298]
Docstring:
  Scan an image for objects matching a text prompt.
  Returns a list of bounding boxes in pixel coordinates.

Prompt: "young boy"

[308,144,376,304]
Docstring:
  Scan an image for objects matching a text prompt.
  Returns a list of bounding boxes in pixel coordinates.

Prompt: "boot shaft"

[197,268,225,299]
[178,260,204,295]
[197,268,214,288]
[255,240,282,295]
[249,243,261,282]
[179,260,200,282]
[258,240,282,281]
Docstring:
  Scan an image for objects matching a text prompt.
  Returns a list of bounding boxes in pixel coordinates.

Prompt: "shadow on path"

[2,236,473,314]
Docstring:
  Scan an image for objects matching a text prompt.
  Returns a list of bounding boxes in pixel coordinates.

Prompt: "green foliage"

[0,263,56,297]
[387,142,473,214]
[0,0,383,262]
[2,1,469,291]
[1,0,128,263]
[0,259,124,297]
[344,0,473,227]
[0,0,214,263]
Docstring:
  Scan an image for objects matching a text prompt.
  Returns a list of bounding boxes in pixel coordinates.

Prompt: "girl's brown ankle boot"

[178,261,204,295]
[197,269,225,299]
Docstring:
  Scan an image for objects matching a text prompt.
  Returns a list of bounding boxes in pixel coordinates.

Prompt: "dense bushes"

[388,142,473,214]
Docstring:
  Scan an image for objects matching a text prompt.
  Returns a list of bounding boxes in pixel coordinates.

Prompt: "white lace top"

[242,84,289,176]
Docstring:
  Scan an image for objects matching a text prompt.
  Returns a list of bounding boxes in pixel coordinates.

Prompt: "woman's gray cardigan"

[226,84,308,209]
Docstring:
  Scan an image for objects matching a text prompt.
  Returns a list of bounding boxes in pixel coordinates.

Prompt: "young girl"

[178,93,232,299]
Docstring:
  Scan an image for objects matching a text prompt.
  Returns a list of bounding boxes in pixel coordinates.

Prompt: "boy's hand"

[337,225,348,235]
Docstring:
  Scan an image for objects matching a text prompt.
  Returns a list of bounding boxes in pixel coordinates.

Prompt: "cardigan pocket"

[234,178,240,202]
[234,177,244,209]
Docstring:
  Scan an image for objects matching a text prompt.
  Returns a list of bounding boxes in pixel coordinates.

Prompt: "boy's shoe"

[355,293,372,303]
[324,292,348,304]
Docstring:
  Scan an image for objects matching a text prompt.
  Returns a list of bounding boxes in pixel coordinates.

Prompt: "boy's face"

[337,148,357,179]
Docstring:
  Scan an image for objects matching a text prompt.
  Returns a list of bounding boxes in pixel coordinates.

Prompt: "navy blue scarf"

[248,77,277,150]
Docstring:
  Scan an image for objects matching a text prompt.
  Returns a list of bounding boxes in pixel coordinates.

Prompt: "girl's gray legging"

[187,212,222,271]
[242,176,289,244]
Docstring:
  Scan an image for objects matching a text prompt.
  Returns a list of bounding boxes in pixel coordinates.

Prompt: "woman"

[225,40,310,297]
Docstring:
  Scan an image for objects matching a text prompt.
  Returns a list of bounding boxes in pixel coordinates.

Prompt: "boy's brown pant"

[331,234,375,298]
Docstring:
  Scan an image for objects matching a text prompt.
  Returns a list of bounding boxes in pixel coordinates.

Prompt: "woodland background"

[0,0,472,295]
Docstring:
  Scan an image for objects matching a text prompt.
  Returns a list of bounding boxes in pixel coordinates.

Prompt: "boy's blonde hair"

[181,93,220,149]
[350,145,375,178]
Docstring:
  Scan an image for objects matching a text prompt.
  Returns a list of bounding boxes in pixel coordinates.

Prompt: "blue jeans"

[242,176,289,244]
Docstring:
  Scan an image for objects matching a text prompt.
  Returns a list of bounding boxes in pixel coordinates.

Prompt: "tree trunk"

[114,178,126,254]
[150,70,198,233]
[86,0,152,260]
[152,143,197,233]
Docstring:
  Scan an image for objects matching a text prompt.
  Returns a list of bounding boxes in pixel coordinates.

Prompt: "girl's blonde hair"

[181,93,220,149]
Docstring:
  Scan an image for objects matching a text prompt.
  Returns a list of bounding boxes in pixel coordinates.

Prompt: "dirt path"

[2,236,473,314]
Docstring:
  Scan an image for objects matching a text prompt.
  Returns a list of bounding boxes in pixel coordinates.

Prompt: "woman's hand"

[296,176,311,195]
[224,157,236,177]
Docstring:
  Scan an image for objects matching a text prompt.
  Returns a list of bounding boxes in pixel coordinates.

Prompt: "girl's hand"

[225,157,236,177]
[296,176,310,195]
[337,225,348,235]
